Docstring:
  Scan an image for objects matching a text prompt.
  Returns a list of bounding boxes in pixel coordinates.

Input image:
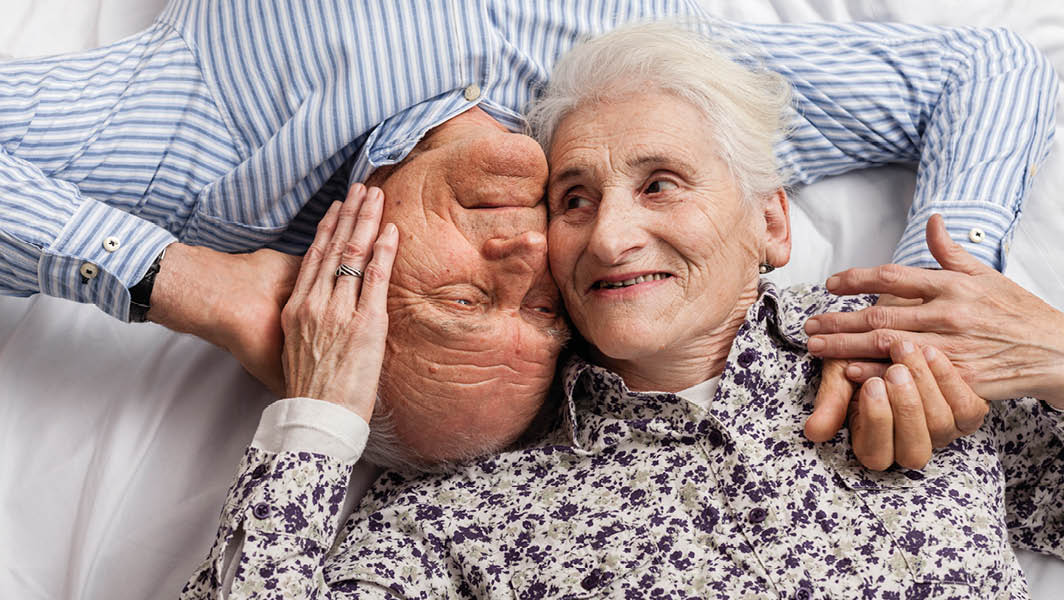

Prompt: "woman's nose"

[587,190,645,265]
[482,231,548,308]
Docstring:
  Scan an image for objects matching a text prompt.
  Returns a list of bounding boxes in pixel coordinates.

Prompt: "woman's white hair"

[526,21,793,204]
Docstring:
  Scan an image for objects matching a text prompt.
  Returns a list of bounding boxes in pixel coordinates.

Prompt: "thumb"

[805,359,855,442]
[927,214,994,276]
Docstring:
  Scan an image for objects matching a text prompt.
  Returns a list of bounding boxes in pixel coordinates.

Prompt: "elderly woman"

[184,23,1064,599]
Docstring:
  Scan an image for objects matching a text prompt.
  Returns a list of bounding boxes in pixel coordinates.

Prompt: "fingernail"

[826,276,840,290]
[804,319,821,334]
[350,182,364,195]
[900,341,915,355]
[808,337,825,353]
[886,365,911,384]
[385,223,398,237]
[866,378,886,398]
[846,364,862,379]
[922,346,937,360]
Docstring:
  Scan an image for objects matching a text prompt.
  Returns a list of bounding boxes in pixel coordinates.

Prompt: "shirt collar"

[558,281,858,451]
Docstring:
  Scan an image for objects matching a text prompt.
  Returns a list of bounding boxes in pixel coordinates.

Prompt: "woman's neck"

[592,284,759,393]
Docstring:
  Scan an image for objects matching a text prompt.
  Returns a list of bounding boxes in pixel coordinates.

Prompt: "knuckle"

[865,306,892,330]
[362,264,388,285]
[341,242,365,261]
[327,240,346,256]
[878,264,905,285]
[873,331,897,353]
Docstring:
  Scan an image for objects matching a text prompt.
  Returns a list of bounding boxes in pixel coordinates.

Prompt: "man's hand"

[280,184,397,420]
[147,243,301,396]
[806,214,1064,409]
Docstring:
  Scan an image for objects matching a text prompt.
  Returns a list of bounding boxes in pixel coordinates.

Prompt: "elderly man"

[0,0,1056,467]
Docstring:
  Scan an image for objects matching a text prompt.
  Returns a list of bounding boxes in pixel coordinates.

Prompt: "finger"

[356,222,399,316]
[804,359,855,442]
[891,341,956,449]
[851,378,894,471]
[312,184,366,300]
[807,329,908,359]
[884,364,933,470]
[843,361,889,383]
[824,263,946,300]
[332,186,385,306]
[922,345,988,434]
[806,304,942,336]
[926,214,995,276]
[291,201,341,304]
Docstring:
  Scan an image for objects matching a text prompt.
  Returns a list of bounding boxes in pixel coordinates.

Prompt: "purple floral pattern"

[183,283,1064,598]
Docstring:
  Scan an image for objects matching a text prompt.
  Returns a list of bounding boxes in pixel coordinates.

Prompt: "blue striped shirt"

[0,0,1056,321]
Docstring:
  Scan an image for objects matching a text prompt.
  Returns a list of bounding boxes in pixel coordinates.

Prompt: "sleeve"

[0,149,177,321]
[988,397,1064,559]
[0,24,239,320]
[715,19,1059,271]
[180,398,399,599]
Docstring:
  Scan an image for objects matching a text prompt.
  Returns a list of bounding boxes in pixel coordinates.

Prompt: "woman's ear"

[763,188,791,268]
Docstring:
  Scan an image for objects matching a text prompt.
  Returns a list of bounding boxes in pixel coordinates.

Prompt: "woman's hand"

[280,184,398,421]
[846,341,988,471]
[806,213,1064,411]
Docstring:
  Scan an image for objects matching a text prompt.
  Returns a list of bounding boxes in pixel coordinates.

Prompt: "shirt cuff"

[891,202,1016,272]
[37,198,177,321]
[252,397,370,462]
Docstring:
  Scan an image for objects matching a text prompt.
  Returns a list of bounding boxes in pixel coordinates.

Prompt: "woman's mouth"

[592,272,672,290]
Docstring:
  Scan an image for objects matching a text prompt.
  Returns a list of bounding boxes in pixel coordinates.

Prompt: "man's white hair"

[526,21,793,204]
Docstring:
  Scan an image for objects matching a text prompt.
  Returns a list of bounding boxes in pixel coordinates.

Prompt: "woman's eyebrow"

[629,153,695,174]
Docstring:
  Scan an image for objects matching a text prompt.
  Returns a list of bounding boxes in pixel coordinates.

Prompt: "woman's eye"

[645,180,678,194]
[454,298,474,306]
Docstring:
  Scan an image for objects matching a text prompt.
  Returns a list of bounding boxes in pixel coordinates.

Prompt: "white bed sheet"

[1,1,1062,598]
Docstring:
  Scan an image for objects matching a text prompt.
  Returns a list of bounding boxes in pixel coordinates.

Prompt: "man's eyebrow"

[414,309,492,337]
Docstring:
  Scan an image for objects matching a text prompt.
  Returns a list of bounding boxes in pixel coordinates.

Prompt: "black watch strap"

[128,249,166,323]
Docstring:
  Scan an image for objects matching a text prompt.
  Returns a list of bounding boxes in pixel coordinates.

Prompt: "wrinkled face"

[546,91,775,364]
[365,106,567,463]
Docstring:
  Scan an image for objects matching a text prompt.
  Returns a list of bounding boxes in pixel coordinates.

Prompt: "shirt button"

[252,502,270,520]
[968,228,986,243]
[795,585,814,600]
[251,464,269,479]
[79,263,99,280]
[708,429,725,448]
[102,236,121,252]
[748,507,768,523]
[463,83,481,101]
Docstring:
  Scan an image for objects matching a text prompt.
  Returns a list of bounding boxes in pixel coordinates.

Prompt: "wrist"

[146,243,232,343]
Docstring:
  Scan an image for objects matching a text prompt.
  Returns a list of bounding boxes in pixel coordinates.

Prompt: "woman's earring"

[759,263,775,274]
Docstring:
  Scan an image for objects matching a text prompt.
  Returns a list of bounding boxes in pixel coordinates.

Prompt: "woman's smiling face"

[546,91,788,366]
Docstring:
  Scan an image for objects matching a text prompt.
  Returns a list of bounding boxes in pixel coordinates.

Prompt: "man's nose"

[587,189,646,265]
[482,231,548,309]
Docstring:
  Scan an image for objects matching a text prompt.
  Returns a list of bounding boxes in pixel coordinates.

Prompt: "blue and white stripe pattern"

[0,0,1057,321]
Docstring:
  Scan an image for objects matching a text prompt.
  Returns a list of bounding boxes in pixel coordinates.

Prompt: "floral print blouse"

[182,283,1064,599]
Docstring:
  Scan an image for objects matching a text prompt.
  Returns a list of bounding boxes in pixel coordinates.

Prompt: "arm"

[182,185,400,599]
[721,19,1058,270]
[990,397,1064,558]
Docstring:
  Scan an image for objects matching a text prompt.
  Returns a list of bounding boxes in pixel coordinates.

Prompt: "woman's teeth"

[595,273,671,289]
